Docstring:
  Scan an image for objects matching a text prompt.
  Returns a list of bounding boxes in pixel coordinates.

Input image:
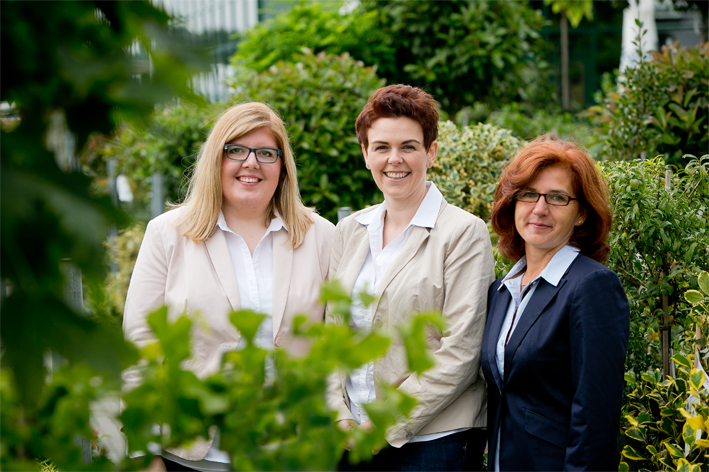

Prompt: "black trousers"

[338,428,487,472]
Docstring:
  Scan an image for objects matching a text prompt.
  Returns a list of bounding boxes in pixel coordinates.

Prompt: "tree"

[544,0,594,111]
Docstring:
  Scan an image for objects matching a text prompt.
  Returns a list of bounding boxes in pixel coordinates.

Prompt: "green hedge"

[228,49,385,221]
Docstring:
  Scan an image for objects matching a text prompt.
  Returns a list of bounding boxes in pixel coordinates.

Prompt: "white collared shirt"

[217,211,286,351]
[346,183,464,442]
[493,244,580,471]
[178,211,285,468]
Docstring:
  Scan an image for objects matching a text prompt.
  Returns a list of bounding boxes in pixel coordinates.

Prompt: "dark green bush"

[586,42,708,167]
[231,0,552,117]
[601,156,709,374]
[356,0,552,116]
[228,49,385,221]
[485,103,599,157]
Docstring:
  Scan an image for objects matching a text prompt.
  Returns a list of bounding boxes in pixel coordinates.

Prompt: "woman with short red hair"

[481,136,630,470]
[327,85,495,470]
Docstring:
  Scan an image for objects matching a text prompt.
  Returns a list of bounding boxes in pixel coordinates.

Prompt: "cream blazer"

[122,206,334,460]
[326,198,495,448]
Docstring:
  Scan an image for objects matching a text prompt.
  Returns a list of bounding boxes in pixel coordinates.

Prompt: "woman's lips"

[384,171,410,180]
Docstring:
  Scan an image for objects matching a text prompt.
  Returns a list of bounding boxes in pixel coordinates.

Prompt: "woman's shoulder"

[307,211,336,232]
[336,204,381,233]
[436,201,488,236]
[566,254,623,287]
[144,207,191,243]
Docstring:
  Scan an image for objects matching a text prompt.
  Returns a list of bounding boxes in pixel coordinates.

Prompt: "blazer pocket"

[524,409,568,449]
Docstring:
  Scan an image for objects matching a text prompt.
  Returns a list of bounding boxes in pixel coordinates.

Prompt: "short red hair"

[355,84,439,151]
[490,135,612,264]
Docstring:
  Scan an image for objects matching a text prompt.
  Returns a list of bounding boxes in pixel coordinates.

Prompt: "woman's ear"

[362,143,370,169]
[427,140,438,167]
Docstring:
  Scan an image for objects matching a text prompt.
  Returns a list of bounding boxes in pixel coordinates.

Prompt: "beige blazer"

[326,198,495,448]
[123,206,334,459]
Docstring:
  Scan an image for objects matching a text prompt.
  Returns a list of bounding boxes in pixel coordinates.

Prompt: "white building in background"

[152,0,261,102]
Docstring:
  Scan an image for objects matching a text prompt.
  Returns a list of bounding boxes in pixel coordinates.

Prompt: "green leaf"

[689,368,705,390]
[685,290,704,305]
[621,445,648,461]
[698,271,709,295]
[229,310,266,346]
[672,353,692,368]
[664,441,684,458]
[396,312,446,375]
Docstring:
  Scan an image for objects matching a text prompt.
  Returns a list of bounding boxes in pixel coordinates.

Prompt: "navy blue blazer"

[481,255,629,471]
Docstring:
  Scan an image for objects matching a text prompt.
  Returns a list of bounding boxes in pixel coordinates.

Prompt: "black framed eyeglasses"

[224,144,282,163]
[515,190,579,206]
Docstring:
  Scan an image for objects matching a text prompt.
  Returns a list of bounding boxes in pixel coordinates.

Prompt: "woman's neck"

[523,245,564,283]
[382,184,427,247]
[222,206,270,255]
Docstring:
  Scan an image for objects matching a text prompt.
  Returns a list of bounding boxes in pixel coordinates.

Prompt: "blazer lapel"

[204,229,240,311]
[372,226,430,310]
[487,287,510,390]
[503,279,566,374]
[271,229,292,335]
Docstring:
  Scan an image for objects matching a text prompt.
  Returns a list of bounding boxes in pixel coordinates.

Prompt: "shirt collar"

[355,181,442,229]
[217,210,287,235]
[498,244,580,291]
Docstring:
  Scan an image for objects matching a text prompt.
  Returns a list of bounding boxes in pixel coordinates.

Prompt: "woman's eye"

[549,193,569,203]
[229,147,246,155]
[258,149,274,158]
[374,145,388,152]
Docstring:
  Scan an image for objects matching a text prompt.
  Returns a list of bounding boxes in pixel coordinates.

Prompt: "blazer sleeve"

[387,217,495,446]
[564,268,629,470]
[325,222,356,422]
[122,218,170,349]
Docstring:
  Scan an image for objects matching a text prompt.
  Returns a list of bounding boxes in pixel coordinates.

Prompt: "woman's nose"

[388,150,403,165]
[532,196,549,214]
[242,150,260,167]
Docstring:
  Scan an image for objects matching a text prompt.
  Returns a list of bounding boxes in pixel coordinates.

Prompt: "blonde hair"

[175,102,314,248]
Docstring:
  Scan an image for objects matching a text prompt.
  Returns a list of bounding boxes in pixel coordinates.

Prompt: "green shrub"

[620,271,709,472]
[485,103,599,157]
[356,0,552,116]
[97,102,224,205]
[231,1,394,76]
[120,284,443,470]
[228,50,385,221]
[601,156,709,374]
[586,41,708,167]
[430,121,524,223]
[103,224,146,321]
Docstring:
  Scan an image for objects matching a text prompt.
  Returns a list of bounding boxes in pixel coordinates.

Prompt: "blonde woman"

[123,102,334,471]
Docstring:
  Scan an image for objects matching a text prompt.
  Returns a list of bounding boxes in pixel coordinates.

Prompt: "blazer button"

[405,429,413,439]
[373,318,383,328]
[274,336,283,347]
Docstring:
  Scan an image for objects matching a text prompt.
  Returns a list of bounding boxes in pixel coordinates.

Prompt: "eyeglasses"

[515,190,579,206]
[224,144,282,163]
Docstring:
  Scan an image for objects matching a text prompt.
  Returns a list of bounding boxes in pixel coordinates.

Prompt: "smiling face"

[514,165,586,259]
[363,116,436,207]
[220,127,282,219]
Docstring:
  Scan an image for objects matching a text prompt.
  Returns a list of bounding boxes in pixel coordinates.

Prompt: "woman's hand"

[337,419,357,432]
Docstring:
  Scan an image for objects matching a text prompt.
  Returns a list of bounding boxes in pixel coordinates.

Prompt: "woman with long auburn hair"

[481,135,630,470]
[123,102,334,471]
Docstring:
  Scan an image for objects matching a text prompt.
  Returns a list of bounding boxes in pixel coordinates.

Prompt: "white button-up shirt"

[346,183,464,442]
[173,212,285,468]
[493,244,580,471]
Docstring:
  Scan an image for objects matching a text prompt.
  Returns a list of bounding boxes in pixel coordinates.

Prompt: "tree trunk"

[561,11,570,111]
